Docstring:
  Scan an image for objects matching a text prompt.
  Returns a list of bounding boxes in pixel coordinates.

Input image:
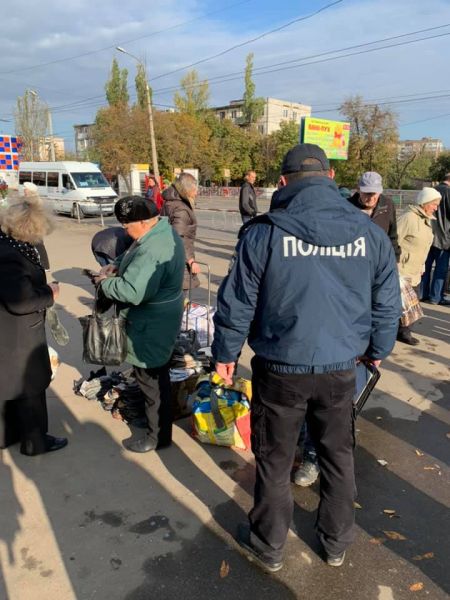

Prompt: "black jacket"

[348,193,401,261]
[0,236,54,441]
[432,182,450,250]
[161,185,199,290]
[239,181,257,217]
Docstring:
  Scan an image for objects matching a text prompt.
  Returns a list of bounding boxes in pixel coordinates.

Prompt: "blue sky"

[1,0,449,151]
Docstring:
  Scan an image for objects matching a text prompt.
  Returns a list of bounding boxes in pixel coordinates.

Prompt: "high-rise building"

[398,137,444,159]
[212,97,312,135]
[74,123,95,158]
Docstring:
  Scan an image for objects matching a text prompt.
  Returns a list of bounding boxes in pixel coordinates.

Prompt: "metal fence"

[198,186,276,200]
[198,186,419,207]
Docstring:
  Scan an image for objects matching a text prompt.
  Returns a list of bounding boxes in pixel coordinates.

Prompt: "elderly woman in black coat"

[0,195,67,456]
[162,172,201,291]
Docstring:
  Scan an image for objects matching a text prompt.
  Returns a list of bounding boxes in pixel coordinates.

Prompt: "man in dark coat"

[212,144,401,571]
[348,171,401,261]
[239,170,257,224]
[421,172,450,305]
[294,170,401,488]
[162,173,200,291]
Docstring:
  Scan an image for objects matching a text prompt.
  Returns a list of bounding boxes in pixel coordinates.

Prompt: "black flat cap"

[114,195,159,223]
[281,143,330,175]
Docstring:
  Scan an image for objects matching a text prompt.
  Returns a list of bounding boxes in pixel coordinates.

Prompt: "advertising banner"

[0,135,22,170]
[301,118,350,160]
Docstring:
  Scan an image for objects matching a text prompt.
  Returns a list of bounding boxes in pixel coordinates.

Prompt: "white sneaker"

[327,551,346,567]
[294,460,320,487]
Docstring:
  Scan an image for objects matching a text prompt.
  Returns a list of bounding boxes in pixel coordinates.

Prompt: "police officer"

[212,144,401,571]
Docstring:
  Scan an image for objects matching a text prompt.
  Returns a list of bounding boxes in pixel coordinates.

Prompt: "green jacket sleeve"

[100,247,163,305]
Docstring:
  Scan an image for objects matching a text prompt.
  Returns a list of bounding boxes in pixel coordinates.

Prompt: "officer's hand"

[215,362,235,385]
[358,355,381,368]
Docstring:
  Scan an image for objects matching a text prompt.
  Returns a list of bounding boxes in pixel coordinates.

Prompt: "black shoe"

[125,435,157,453]
[438,298,450,306]
[21,434,68,456]
[397,334,420,346]
[236,523,283,573]
[45,435,68,452]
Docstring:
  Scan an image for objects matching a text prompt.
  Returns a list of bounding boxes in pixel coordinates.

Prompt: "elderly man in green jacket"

[96,196,185,453]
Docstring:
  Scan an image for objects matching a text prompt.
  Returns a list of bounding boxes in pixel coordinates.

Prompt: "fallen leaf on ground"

[354,502,362,509]
[412,552,434,561]
[414,449,424,456]
[220,560,230,578]
[369,537,385,545]
[383,531,407,541]
[383,509,396,515]
[376,416,383,420]
[424,466,438,471]
[377,459,388,466]
[409,582,424,592]
[446,432,450,439]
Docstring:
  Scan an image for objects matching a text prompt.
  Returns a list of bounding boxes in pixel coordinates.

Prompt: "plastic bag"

[192,374,251,450]
[400,277,423,327]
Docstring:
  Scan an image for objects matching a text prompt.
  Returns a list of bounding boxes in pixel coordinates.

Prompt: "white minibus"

[18,161,117,218]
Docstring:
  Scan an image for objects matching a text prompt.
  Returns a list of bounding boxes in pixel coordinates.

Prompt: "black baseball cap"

[281,143,330,175]
[114,195,159,223]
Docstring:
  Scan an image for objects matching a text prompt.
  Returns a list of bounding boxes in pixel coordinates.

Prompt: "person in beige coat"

[397,187,441,345]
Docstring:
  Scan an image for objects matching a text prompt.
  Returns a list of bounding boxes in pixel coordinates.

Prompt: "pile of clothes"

[74,368,147,427]
[74,308,216,425]
[170,328,211,380]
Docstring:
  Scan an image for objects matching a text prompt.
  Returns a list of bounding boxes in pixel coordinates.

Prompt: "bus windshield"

[70,172,109,188]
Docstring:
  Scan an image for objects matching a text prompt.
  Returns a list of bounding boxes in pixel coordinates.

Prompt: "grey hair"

[0,195,54,243]
[174,172,198,200]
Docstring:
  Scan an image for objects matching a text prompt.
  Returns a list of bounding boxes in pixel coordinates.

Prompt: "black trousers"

[248,357,356,561]
[133,364,172,447]
[1,393,48,453]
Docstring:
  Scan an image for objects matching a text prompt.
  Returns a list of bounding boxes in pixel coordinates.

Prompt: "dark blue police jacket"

[212,176,401,372]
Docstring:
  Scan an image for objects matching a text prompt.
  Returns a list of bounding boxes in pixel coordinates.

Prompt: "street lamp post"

[116,46,160,183]
[30,90,55,161]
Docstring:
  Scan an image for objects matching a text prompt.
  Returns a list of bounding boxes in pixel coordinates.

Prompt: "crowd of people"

[0,145,448,572]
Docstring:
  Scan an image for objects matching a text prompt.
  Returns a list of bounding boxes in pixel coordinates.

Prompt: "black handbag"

[79,290,127,366]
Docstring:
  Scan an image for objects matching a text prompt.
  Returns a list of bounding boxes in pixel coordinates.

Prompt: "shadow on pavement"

[0,455,24,598]
[3,392,297,599]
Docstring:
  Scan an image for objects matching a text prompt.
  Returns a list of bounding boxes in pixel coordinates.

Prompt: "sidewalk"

[0,221,449,600]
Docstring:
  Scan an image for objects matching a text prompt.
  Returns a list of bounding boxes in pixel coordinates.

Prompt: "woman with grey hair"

[162,172,201,291]
[0,195,67,455]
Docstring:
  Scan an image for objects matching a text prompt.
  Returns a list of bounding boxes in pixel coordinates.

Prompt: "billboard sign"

[300,117,350,160]
[0,135,22,171]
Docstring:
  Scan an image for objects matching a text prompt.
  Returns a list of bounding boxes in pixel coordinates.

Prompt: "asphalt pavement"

[0,215,449,600]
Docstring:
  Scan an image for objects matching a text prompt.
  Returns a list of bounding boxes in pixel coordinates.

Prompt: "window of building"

[292,111,297,120]
[231,110,237,118]
[19,171,32,184]
[32,171,46,186]
[47,172,59,187]
[282,109,289,118]
[258,125,265,134]
[220,111,226,119]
